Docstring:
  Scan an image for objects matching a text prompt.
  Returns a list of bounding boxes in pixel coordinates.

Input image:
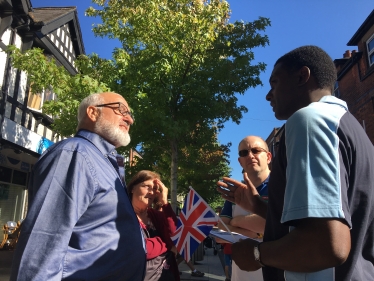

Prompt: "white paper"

[210,229,260,243]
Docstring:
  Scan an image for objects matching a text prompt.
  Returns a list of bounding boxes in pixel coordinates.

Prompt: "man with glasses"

[11,92,146,281]
[217,135,271,281]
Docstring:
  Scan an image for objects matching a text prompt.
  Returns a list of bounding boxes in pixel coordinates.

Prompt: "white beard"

[95,117,131,147]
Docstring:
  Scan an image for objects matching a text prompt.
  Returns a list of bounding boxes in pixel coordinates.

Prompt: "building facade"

[0,0,84,228]
[334,9,374,144]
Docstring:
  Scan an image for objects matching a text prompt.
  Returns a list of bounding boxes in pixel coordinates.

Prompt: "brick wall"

[336,46,374,145]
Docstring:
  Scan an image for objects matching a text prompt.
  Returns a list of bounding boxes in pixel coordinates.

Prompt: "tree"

[7,44,231,207]
[7,0,270,211]
[6,46,110,137]
[86,0,270,210]
[127,124,232,206]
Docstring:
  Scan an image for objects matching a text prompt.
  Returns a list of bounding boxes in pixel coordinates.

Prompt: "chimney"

[352,50,357,55]
[343,50,351,58]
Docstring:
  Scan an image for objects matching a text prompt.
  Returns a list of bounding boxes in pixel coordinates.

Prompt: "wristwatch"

[254,242,265,267]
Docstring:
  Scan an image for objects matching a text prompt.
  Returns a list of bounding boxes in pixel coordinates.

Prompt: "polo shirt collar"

[76,129,117,157]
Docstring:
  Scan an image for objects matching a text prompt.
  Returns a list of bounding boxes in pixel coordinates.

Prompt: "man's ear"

[238,157,245,168]
[267,152,272,164]
[297,66,311,86]
[86,106,100,122]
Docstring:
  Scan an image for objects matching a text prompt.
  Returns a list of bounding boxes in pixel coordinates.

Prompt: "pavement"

[179,247,227,281]
[0,250,13,281]
[0,245,227,281]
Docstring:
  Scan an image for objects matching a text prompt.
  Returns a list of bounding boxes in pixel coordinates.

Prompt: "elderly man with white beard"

[11,92,146,281]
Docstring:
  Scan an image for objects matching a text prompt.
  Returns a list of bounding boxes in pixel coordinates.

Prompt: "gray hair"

[77,93,104,127]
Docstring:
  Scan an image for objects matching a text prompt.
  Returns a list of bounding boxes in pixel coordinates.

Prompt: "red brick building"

[334,9,374,144]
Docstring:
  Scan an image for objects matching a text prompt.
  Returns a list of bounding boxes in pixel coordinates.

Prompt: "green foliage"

[86,1,270,207]
[6,46,110,137]
[7,0,270,209]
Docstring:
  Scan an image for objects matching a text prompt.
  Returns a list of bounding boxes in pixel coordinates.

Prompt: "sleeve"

[220,200,233,219]
[162,203,178,234]
[145,236,168,260]
[148,208,176,251]
[10,147,95,281]
[281,105,348,226]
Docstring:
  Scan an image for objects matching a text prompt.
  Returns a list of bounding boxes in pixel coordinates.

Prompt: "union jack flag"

[171,187,218,262]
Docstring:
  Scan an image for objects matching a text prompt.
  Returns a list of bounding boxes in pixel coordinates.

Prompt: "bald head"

[238,136,269,151]
[237,135,271,186]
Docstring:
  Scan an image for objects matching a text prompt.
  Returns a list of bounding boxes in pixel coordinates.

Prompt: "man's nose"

[265,90,272,101]
[124,115,134,125]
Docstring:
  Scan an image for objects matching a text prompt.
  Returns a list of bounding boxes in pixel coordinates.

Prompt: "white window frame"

[366,33,374,67]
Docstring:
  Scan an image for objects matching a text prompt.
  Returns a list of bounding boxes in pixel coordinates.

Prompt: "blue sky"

[32,0,373,181]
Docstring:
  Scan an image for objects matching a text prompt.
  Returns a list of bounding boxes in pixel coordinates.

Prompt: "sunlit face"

[266,62,299,120]
[94,93,134,148]
[238,136,271,176]
[131,179,158,208]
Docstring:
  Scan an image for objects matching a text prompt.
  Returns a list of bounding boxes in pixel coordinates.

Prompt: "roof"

[28,5,85,74]
[29,7,76,26]
[347,9,374,46]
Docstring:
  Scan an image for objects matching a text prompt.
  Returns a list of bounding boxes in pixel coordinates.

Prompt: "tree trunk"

[170,139,178,212]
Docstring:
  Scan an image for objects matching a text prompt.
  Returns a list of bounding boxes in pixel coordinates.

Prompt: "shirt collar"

[76,130,117,157]
[256,175,270,192]
[318,95,348,111]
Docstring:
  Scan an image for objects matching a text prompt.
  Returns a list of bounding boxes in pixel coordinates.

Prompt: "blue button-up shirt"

[11,130,146,281]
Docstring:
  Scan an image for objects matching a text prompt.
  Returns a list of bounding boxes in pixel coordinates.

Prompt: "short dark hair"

[275,45,337,91]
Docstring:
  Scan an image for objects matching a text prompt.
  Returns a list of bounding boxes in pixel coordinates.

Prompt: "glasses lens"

[239,147,267,157]
[119,103,134,119]
[251,148,263,154]
[119,103,127,114]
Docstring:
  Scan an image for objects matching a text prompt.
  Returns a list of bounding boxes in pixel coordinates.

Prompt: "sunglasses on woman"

[238,147,268,157]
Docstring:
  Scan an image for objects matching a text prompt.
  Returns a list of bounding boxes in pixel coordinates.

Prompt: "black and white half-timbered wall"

[0,0,84,227]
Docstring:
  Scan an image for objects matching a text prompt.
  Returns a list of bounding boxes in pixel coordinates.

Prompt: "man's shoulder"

[289,99,347,126]
[50,135,97,152]
[39,135,100,163]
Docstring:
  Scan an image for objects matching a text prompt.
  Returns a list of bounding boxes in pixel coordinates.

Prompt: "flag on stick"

[171,187,218,262]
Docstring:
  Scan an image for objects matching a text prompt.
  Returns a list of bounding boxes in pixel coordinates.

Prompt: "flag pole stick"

[188,186,236,243]
[215,213,237,243]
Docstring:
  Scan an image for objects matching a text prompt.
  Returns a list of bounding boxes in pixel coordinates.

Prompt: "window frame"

[333,81,340,98]
[366,33,374,67]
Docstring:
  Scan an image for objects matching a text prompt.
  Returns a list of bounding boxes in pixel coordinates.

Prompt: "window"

[0,167,12,183]
[0,166,28,226]
[367,33,374,67]
[27,85,55,112]
[333,81,340,98]
[12,170,28,186]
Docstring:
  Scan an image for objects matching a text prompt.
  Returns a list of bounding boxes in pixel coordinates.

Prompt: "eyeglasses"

[238,147,268,157]
[95,102,134,120]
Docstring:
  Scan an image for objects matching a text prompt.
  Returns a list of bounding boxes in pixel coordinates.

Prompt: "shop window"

[0,183,27,227]
[0,166,28,228]
[12,170,28,186]
[0,166,12,183]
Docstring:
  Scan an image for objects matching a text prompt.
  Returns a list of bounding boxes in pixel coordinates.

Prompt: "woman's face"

[132,179,157,208]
